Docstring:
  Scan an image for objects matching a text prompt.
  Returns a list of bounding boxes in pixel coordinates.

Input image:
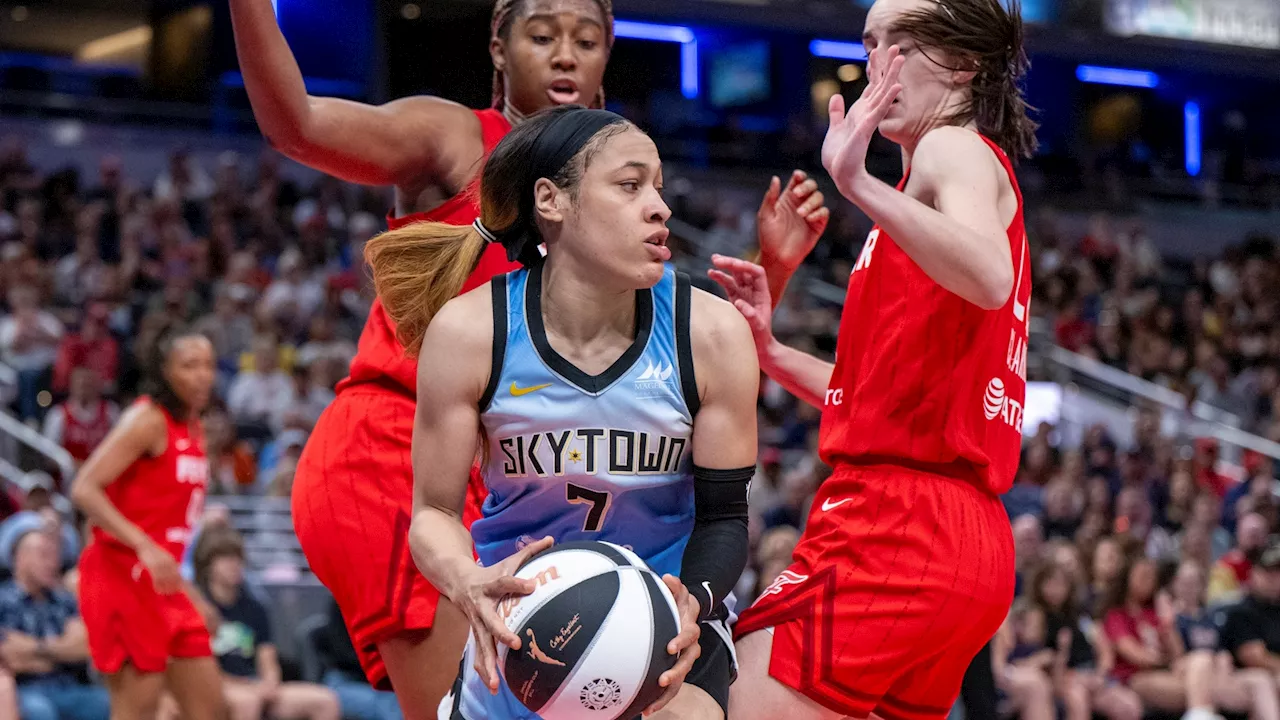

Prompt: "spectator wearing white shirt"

[0,285,64,421]
[260,248,325,335]
[226,335,295,436]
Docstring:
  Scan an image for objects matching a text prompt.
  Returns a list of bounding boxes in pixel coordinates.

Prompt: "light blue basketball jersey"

[450,263,699,720]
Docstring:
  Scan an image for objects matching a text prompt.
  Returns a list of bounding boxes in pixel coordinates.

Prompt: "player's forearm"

[759,257,797,310]
[409,505,478,604]
[70,481,153,552]
[759,338,833,409]
[229,0,315,152]
[844,174,1012,310]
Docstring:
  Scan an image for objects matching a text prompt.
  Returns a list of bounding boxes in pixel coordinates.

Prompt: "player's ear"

[490,37,508,74]
[533,178,565,224]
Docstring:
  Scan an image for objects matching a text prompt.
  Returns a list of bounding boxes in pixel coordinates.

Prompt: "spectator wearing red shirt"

[42,367,117,467]
[1102,557,1219,719]
[1210,512,1271,603]
[52,303,118,396]
[1056,298,1095,352]
[1193,438,1235,499]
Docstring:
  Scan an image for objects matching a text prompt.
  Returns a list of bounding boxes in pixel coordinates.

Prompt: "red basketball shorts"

[292,385,487,689]
[734,464,1015,720]
[78,541,212,674]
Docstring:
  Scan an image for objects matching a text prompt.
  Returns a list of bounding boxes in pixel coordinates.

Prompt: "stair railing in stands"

[0,408,75,482]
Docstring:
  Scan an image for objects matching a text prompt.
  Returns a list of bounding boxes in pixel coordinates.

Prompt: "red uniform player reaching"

[229,1,828,717]
[72,327,224,720]
[710,0,1047,718]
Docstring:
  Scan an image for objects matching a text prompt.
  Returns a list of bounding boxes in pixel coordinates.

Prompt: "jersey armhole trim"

[675,272,700,418]
[478,276,508,412]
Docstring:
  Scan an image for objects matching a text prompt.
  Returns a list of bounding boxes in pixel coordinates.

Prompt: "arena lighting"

[809,40,868,61]
[1185,101,1202,177]
[1075,65,1159,88]
[613,20,699,99]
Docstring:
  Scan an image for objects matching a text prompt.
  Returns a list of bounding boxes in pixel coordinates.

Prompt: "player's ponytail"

[366,105,632,355]
[363,222,489,355]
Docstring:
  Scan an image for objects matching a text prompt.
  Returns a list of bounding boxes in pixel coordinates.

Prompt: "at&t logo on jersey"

[635,361,676,399]
[982,377,1023,432]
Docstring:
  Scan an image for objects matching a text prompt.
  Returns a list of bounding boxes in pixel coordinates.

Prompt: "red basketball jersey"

[818,134,1031,496]
[93,399,208,560]
[62,401,112,462]
[339,108,521,396]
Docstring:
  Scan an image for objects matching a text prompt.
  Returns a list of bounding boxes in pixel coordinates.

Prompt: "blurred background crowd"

[4,0,1280,718]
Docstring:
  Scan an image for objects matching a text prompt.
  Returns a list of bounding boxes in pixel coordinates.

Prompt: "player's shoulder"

[119,398,168,434]
[421,281,496,357]
[688,287,754,360]
[912,126,1006,192]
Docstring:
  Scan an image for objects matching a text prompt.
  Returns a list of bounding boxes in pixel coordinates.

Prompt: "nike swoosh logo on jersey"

[510,382,553,397]
[821,498,851,512]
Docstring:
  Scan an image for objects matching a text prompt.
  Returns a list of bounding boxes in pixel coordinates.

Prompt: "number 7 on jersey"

[566,483,612,532]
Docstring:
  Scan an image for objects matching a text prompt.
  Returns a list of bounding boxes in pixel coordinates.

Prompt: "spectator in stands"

[193,525,339,720]
[204,407,257,495]
[193,286,257,379]
[260,247,325,335]
[1160,469,1199,533]
[314,600,402,720]
[226,334,295,437]
[1222,538,1280,687]
[991,602,1055,720]
[0,508,82,574]
[0,284,64,421]
[1043,478,1084,541]
[0,527,109,720]
[1029,562,1143,720]
[43,368,117,469]
[1195,439,1236,499]
[1170,559,1280,720]
[1102,556,1221,720]
[1209,512,1269,604]
[52,303,119,397]
[1013,514,1045,595]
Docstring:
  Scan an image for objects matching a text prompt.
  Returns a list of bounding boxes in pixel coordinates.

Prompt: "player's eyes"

[532,35,554,44]
[578,40,598,50]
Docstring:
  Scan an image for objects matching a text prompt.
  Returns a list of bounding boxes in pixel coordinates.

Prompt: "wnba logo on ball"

[982,377,1023,432]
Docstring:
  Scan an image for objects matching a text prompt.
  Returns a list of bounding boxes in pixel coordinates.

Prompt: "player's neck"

[540,260,636,348]
[502,98,529,127]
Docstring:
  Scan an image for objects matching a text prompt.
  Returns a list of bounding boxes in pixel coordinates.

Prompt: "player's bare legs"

[165,656,228,720]
[377,598,471,720]
[648,683,724,720]
[105,665,167,720]
[729,630,845,720]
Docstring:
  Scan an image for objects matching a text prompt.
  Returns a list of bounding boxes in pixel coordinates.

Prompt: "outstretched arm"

[708,257,833,409]
[230,0,480,189]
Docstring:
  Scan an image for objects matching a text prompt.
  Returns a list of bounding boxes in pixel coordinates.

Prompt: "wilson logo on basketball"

[982,377,1023,432]
[499,566,561,620]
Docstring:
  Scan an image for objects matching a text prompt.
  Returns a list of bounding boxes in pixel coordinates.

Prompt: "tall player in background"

[709,0,1052,718]
[71,327,225,720]
[229,1,828,716]
[366,105,758,720]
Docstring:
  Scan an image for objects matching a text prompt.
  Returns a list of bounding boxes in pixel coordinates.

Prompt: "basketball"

[496,541,681,720]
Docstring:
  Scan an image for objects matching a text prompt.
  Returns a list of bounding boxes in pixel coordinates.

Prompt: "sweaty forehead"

[518,0,606,24]
[864,0,930,38]
[591,130,660,173]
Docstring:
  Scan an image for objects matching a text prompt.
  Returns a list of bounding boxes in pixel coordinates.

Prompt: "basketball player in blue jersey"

[363,106,764,720]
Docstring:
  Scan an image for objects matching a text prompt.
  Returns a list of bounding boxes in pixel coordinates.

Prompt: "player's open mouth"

[548,80,581,104]
[644,230,669,247]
